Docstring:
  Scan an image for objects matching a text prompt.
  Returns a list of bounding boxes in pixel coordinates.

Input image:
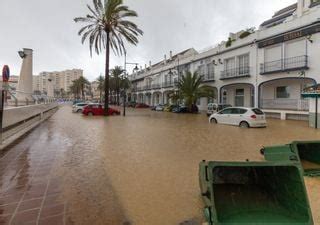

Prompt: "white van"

[207,103,232,116]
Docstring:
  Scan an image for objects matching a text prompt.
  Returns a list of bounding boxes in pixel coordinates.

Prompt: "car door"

[229,108,241,125]
[216,108,233,124]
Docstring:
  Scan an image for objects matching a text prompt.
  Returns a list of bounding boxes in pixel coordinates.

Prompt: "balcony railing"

[260,55,308,75]
[220,66,250,80]
[260,99,309,111]
[162,81,175,88]
[152,84,161,89]
[201,73,215,82]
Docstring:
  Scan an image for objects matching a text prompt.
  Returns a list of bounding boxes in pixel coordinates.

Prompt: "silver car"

[72,103,88,113]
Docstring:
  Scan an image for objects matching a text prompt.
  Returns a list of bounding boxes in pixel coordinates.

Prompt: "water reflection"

[1,105,320,225]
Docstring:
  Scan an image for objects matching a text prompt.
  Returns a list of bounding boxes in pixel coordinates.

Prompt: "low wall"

[0,103,59,150]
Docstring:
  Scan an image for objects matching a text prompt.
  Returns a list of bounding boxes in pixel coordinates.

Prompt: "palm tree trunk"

[104,31,110,116]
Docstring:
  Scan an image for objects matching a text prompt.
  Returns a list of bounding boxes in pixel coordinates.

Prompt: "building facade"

[33,69,83,96]
[128,0,320,120]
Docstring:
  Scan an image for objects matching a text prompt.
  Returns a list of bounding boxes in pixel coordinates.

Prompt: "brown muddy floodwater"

[1,104,320,225]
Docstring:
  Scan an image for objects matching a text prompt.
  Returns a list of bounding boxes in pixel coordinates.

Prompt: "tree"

[96,75,105,103]
[110,66,124,105]
[77,76,90,100]
[74,0,143,116]
[70,80,81,99]
[177,71,216,112]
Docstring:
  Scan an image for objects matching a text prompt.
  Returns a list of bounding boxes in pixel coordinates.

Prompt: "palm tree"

[77,76,90,100]
[74,0,143,115]
[177,71,216,112]
[70,80,81,99]
[110,66,124,105]
[96,75,105,103]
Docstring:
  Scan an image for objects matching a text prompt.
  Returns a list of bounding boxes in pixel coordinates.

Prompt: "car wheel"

[77,109,81,113]
[239,121,249,128]
[88,112,94,116]
[210,118,217,124]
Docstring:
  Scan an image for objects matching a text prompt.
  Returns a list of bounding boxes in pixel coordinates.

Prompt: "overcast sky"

[0,0,296,81]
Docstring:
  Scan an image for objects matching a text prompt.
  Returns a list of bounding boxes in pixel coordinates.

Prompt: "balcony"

[220,66,250,80]
[144,85,152,91]
[152,84,161,89]
[162,81,175,88]
[260,99,309,111]
[260,55,308,75]
[201,73,215,82]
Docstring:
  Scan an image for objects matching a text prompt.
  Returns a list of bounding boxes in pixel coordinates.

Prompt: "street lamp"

[18,51,26,58]
[123,52,139,116]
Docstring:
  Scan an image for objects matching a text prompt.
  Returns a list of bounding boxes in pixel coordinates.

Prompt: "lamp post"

[123,51,139,116]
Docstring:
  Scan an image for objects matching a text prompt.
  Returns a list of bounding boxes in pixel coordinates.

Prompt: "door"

[217,108,233,124]
[228,108,242,125]
[235,89,244,107]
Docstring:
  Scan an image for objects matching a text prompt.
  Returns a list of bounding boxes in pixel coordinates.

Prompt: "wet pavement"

[1,104,320,225]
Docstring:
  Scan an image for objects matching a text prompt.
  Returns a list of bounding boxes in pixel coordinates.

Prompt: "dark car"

[172,106,188,113]
[135,103,149,108]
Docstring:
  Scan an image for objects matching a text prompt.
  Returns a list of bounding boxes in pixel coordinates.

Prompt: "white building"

[128,0,320,120]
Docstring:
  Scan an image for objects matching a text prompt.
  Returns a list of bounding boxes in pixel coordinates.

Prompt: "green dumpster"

[199,161,313,225]
[261,141,320,177]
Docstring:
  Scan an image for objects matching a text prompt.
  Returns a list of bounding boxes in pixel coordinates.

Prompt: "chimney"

[170,51,173,60]
[149,60,152,68]
[164,54,167,64]
[140,66,143,71]
[145,64,147,70]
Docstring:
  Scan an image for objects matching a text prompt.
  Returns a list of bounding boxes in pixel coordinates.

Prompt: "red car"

[135,103,149,108]
[82,104,120,116]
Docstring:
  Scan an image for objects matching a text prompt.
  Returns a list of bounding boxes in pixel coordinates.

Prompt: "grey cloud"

[0,0,296,81]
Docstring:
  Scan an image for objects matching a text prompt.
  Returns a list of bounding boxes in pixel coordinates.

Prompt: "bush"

[239,31,251,39]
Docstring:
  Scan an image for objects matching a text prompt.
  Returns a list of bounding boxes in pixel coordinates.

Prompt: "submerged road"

[0,104,320,225]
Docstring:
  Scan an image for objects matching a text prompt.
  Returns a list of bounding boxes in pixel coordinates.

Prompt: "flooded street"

[1,104,320,225]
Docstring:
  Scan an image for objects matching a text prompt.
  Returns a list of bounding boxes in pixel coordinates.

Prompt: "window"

[238,54,249,75]
[219,108,233,114]
[207,63,214,79]
[207,97,214,104]
[276,86,290,98]
[310,0,320,7]
[235,89,244,107]
[198,64,206,77]
[252,108,264,115]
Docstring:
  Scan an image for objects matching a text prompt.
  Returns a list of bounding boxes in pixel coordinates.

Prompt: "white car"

[72,103,88,113]
[155,104,165,111]
[209,107,267,128]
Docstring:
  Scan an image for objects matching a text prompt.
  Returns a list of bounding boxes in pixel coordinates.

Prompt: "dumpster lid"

[291,141,320,177]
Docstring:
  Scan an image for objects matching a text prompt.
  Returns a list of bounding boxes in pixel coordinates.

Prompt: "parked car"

[209,107,267,128]
[172,106,188,113]
[207,103,232,116]
[154,104,165,111]
[72,103,88,113]
[164,105,178,112]
[82,104,120,116]
[135,103,149,108]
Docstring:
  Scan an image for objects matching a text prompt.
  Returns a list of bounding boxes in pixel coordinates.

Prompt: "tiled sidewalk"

[0,135,66,225]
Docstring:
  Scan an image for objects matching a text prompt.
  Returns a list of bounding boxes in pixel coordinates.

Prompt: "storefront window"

[276,86,290,98]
